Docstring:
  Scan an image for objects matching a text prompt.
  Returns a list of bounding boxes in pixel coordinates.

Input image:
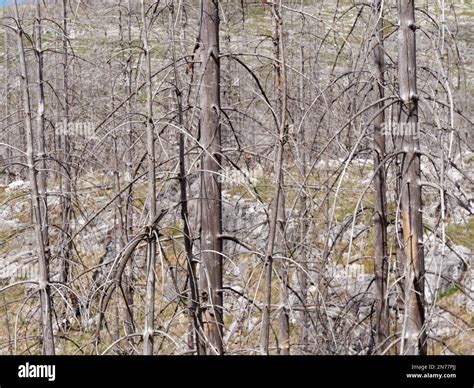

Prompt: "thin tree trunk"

[297,0,309,353]
[59,0,72,296]
[371,0,389,353]
[3,12,13,184]
[169,1,204,355]
[199,0,224,355]
[35,0,49,278]
[141,0,157,355]
[110,60,123,350]
[273,2,290,356]
[260,0,289,356]
[397,0,426,355]
[120,0,135,340]
[115,0,135,344]
[14,0,55,355]
[4,5,25,181]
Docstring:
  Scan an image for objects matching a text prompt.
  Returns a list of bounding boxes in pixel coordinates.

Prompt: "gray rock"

[425,240,471,303]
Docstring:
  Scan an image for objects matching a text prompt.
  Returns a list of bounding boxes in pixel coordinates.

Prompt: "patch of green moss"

[437,285,460,301]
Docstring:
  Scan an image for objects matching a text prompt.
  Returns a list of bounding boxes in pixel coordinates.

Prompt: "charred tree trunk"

[59,0,73,297]
[397,0,426,355]
[169,1,205,355]
[371,0,389,354]
[198,0,224,355]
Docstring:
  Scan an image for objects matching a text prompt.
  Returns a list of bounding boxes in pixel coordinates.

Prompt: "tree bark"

[169,1,205,355]
[273,2,290,356]
[297,0,309,354]
[121,0,135,340]
[14,0,55,355]
[260,0,289,355]
[371,0,389,354]
[397,0,426,355]
[114,0,135,349]
[141,0,157,356]
[3,11,13,183]
[199,0,224,355]
[35,0,50,284]
[59,0,73,297]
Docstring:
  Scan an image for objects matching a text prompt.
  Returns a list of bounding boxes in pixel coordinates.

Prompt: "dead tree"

[397,0,426,355]
[34,0,50,284]
[273,1,290,356]
[141,0,157,355]
[2,9,13,184]
[122,0,135,340]
[260,0,290,355]
[59,0,73,296]
[169,0,204,355]
[371,0,389,353]
[198,0,224,355]
[109,0,136,342]
[14,0,55,355]
[297,0,309,353]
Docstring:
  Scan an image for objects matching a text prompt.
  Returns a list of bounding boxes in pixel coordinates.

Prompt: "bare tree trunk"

[371,0,389,354]
[273,2,290,356]
[0,46,13,344]
[260,0,289,356]
[112,0,135,344]
[120,0,135,340]
[141,0,157,355]
[59,0,72,297]
[297,0,309,353]
[4,5,25,182]
[35,0,49,278]
[397,0,426,355]
[3,13,13,184]
[14,0,55,355]
[169,1,204,355]
[199,0,224,355]
[110,60,123,350]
